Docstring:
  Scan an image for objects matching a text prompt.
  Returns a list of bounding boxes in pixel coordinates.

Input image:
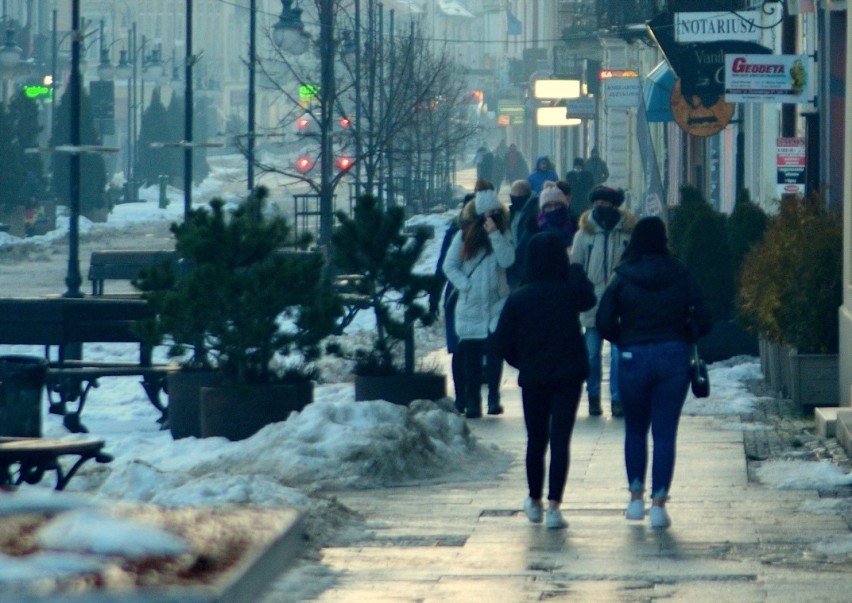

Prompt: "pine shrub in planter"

[134,187,343,438]
[738,192,841,406]
[738,192,841,352]
[328,194,445,403]
[668,185,749,361]
[726,189,769,279]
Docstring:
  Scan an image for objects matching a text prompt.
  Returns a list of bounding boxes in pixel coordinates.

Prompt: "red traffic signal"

[296,155,314,173]
[339,116,351,128]
[296,114,313,132]
[336,156,353,171]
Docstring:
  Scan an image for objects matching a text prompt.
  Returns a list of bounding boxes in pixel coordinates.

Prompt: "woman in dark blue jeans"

[596,217,712,529]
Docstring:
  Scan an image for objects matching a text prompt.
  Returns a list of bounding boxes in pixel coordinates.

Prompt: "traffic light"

[339,116,351,128]
[296,155,314,173]
[336,156,353,171]
[296,113,315,134]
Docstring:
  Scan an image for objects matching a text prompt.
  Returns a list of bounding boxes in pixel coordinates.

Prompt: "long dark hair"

[620,216,669,263]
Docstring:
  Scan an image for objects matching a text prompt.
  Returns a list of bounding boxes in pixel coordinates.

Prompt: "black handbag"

[689,344,710,398]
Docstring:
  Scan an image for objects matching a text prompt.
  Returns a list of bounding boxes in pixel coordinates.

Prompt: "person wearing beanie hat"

[570,184,636,417]
[442,189,514,418]
[475,189,501,216]
[496,231,596,529]
[596,216,712,528]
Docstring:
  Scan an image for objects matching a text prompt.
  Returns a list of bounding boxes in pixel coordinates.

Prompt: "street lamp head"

[0,29,22,72]
[143,48,165,83]
[114,49,132,80]
[97,48,114,80]
[274,0,310,55]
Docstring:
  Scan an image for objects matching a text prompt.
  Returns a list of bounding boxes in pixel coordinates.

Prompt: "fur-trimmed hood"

[577,206,637,235]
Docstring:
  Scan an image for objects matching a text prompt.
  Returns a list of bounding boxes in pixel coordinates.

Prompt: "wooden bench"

[0,297,171,433]
[0,437,112,490]
[88,250,178,295]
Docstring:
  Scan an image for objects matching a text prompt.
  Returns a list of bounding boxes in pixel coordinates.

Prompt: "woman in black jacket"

[596,217,712,529]
[496,231,595,529]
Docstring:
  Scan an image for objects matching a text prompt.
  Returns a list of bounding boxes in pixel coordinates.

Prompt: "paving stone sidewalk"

[261,357,850,603]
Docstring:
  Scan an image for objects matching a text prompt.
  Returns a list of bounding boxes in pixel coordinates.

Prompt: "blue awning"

[644,62,675,123]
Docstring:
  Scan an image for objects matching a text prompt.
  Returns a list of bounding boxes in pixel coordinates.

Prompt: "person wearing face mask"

[506,179,537,290]
[569,186,636,417]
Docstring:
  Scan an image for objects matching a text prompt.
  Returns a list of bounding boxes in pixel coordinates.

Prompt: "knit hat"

[474,189,500,215]
[629,216,668,255]
[589,185,624,207]
[539,186,569,208]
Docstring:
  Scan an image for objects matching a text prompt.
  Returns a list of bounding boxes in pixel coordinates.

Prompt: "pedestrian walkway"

[299,357,851,602]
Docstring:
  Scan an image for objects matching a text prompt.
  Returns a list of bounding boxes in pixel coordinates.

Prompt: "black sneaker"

[589,395,602,416]
[453,399,465,414]
[487,405,504,416]
[611,400,624,417]
[465,408,482,419]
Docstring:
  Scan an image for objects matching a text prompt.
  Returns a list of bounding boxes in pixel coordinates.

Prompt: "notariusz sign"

[675,11,762,43]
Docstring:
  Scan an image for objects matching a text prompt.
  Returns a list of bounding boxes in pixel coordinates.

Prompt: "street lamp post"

[248,0,256,191]
[64,0,82,297]
[274,0,335,244]
[184,0,193,219]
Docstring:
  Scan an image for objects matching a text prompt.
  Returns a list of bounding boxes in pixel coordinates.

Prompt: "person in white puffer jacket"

[442,188,514,418]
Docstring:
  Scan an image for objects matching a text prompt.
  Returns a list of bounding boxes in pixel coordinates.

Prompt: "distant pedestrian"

[596,216,712,529]
[504,143,529,184]
[585,147,610,186]
[534,182,578,251]
[492,140,508,193]
[570,186,636,417]
[442,189,514,418]
[527,156,558,195]
[496,231,596,530]
[475,146,495,183]
[506,179,538,290]
[565,158,594,217]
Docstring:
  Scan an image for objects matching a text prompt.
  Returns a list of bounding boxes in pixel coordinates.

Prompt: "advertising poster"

[724,54,811,103]
[776,137,806,197]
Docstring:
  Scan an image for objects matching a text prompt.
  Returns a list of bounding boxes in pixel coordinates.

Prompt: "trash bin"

[0,355,48,437]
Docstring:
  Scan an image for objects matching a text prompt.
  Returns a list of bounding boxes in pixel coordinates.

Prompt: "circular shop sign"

[670,79,735,137]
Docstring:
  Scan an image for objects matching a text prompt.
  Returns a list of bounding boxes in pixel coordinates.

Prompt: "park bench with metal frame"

[87,249,178,296]
[0,436,112,490]
[0,297,173,434]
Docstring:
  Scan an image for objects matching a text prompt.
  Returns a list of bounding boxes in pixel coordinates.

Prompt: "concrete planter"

[167,369,223,439]
[787,349,839,408]
[355,373,446,406]
[200,381,313,441]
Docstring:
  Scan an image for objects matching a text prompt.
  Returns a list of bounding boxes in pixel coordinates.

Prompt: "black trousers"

[522,379,583,503]
[456,334,503,412]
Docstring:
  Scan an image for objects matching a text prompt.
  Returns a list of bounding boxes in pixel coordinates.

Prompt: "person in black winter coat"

[496,231,596,530]
[596,217,712,529]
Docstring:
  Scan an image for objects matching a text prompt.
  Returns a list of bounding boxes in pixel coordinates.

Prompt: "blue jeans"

[619,340,690,499]
[584,327,620,401]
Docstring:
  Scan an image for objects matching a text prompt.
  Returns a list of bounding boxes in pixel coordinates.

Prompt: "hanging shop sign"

[648,12,771,108]
[670,78,735,137]
[776,137,806,197]
[565,97,596,119]
[674,11,762,43]
[604,76,641,108]
[724,54,811,103]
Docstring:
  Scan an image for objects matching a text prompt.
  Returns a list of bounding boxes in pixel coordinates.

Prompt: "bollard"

[159,174,169,209]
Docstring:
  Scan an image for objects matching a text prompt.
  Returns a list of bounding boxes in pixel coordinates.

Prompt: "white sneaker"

[523,497,543,524]
[625,499,645,520]
[649,505,671,529]
[545,509,568,530]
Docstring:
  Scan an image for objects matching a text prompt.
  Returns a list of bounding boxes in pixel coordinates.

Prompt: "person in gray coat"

[570,186,636,417]
[442,189,514,418]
